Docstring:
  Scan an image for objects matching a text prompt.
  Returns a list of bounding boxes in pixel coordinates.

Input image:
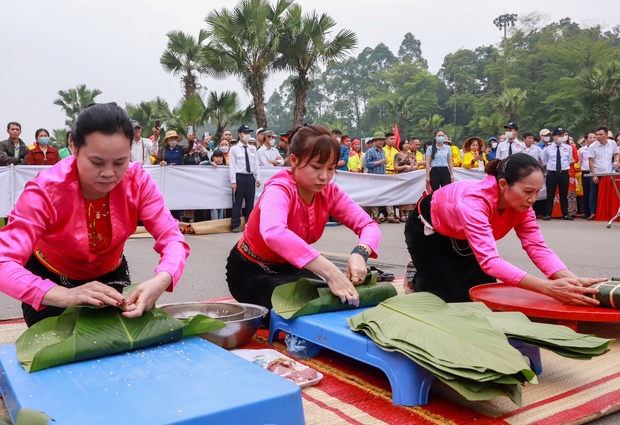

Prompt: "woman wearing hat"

[461,137,487,170]
[156,130,193,166]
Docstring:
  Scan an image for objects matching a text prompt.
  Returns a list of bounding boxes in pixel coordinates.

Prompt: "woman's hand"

[304,256,359,306]
[543,277,602,306]
[42,281,125,308]
[346,253,367,286]
[122,272,172,318]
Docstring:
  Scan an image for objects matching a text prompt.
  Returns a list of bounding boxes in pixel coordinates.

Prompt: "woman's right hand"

[544,278,601,306]
[42,282,126,309]
[326,272,360,307]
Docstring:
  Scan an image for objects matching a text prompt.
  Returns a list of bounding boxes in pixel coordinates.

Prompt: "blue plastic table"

[269,308,542,406]
[0,336,304,425]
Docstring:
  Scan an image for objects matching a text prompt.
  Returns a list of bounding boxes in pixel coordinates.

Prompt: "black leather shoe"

[563,215,574,221]
[542,216,551,221]
[368,266,395,282]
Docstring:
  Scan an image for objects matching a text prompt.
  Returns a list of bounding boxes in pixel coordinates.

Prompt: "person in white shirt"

[496,122,524,159]
[522,132,543,165]
[579,132,597,219]
[541,127,574,221]
[229,125,261,233]
[130,121,158,165]
[588,126,620,219]
[257,130,284,166]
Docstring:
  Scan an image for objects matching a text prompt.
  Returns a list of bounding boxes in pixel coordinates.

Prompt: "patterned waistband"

[236,239,278,265]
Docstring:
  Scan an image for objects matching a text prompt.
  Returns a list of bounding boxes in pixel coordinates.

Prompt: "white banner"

[1,165,547,216]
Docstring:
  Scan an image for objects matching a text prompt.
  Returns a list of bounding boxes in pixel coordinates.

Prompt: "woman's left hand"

[122,272,172,318]
[346,253,367,286]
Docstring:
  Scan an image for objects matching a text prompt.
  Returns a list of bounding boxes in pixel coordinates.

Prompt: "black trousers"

[22,254,131,327]
[404,195,495,303]
[225,246,319,312]
[429,167,451,192]
[582,172,592,217]
[545,170,569,216]
[232,173,256,229]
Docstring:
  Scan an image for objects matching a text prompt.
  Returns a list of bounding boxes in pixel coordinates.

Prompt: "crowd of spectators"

[2,119,620,229]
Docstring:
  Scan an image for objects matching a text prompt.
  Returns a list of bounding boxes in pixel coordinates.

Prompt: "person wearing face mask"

[538,129,552,149]
[425,129,454,192]
[27,128,61,165]
[218,138,231,164]
[156,130,193,166]
[541,127,574,221]
[257,130,284,166]
[496,122,524,160]
[229,125,261,233]
[486,136,498,160]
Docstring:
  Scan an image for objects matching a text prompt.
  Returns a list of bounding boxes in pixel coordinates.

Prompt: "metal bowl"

[158,302,246,322]
[197,303,269,349]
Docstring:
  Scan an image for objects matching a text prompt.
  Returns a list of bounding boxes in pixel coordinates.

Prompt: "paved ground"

[1,217,618,423]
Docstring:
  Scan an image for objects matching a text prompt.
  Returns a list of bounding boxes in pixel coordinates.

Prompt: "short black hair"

[385,132,395,138]
[72,103,133,150]
[522,132,535,139]
[596,126,609,134]
[35,128,50,139]
[7,122,21,130]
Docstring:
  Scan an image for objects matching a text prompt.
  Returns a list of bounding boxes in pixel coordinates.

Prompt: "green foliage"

[160,30,208,100]
[53,84,102,128]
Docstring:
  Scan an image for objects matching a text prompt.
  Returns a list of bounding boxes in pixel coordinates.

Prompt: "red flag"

[394,123,401,150]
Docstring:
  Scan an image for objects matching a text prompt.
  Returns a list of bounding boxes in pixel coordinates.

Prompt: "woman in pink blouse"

[404,153,604,305]
[0,103,190,326]
[226,125,381,311]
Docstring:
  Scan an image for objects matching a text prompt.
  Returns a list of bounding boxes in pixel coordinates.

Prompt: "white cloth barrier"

[0,165,548,216]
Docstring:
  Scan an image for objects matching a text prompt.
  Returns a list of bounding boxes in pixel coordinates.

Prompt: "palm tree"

[477,112,507,137]
[202,0,295,128]
[53,84,102,127]
[418,114,444,140]
[276,6,357,127]
[496,88,527,123]
[577,60,620,128]
[160,30,208,100]
[125,97,176,142]
[205,91,254,142]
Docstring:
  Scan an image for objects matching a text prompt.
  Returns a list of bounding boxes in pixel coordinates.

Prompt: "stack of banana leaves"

[16,305,225,373]
[348,293,613,405]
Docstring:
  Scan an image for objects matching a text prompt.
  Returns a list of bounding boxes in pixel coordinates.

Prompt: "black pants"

[225,246,319,311]
[232,173,256,229]
[545,170,569,216]
[582,172,591,217]
[22,254,131,327]
[429,167,451,192]
[404,195,495,303]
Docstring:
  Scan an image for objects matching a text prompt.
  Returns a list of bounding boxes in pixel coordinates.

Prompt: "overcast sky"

[2,0,618,141]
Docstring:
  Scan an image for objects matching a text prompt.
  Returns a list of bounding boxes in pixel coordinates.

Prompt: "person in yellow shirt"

[383,132,399,174]
[444,139,462,167]
[347,138,363,172]
[462,137,488,170]
[408,137,426,170]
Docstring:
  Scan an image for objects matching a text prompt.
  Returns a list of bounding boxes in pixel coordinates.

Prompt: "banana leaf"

[347,293,537,405]
[448,302,613,359]
[16,306,225,373]
[271,271,397,319]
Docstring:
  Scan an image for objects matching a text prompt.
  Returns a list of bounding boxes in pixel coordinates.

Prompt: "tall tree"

[398,32,428,68]
[577,60,620,128]
[53,84,102,128]
[418,114,444,141]
[277,5,357,127]
[203,0,295,128]
[160,30,208,100]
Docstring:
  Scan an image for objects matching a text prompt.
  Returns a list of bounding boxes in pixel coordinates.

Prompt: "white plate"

[231,348,323,388]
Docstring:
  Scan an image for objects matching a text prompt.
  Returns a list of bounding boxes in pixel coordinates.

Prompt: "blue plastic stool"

[269,308,543,406]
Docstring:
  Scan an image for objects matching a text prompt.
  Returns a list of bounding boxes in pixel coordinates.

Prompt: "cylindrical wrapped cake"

[590,281,620,309]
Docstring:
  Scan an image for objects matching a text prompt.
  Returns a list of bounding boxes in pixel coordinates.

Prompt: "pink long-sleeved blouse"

[243,169,380,268]
[430,175,566,285]
[0,157,190,310]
